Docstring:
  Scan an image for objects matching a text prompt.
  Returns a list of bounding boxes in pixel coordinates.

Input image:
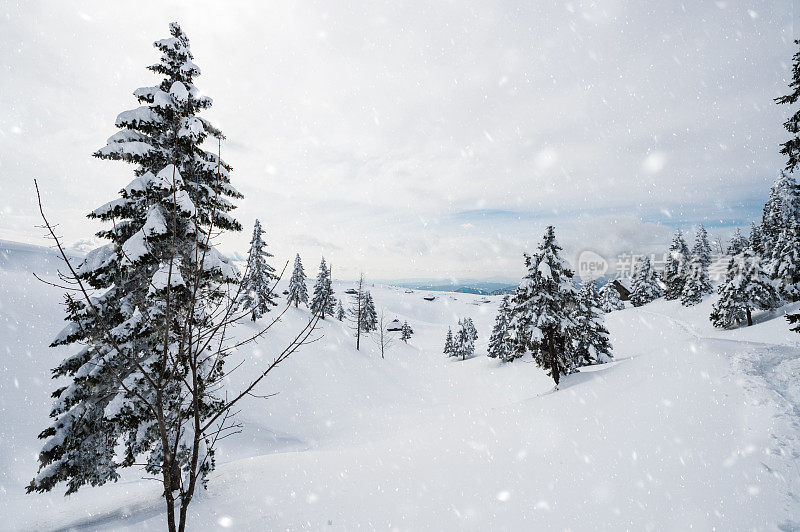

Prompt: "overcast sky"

[0,1,796,280]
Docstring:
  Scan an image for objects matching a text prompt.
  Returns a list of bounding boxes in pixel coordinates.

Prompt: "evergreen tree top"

[94,22,241,236]
[519,225,575,292]
[669,230,689,253]
[776,40,800,173]
[692,225,712,262]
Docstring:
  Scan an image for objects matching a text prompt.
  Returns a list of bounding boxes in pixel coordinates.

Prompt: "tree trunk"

[548,332,560,387]
[746,306,752,327]
[163,467,177,532]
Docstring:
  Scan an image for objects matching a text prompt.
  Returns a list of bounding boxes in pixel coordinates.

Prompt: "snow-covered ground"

[2,240,800,530]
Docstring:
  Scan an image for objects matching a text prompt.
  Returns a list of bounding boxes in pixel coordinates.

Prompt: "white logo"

[577,250,608,281]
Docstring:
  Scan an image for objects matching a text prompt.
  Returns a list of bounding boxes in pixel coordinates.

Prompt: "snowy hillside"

[2,241,800,530]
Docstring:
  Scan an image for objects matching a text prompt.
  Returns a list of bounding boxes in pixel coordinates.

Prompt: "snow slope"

[1,241,799,530]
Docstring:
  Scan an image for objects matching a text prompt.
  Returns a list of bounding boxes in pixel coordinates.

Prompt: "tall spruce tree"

[310,257,335,319]
[347,274,367,350]
[726,228,748,255]
[710,249,779,327]
[400,321,414,343]
[630,257,662,307]
[487,295,516,361]
[663,230,690,300]
[572,282,613,365]
[681,255,712,306]
[693,224,713,270]
[335,300,345,321]
[28,23,243,529]
[238,219,278,320]
[762,172,800,261]
[681,226,713,306]
[455,318,478,360]
[770,216,800,300]
[750,222,764,256]
[775,39,800,173]
[508,226,578,387]
[287,253,308,308]
[598,281,626,312]
[443,327,455,357]
[362,291,378,332]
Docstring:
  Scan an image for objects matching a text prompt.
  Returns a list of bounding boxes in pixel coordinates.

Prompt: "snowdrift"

[1,241,799,530]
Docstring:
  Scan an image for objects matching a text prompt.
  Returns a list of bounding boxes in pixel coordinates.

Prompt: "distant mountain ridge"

[387,280,517,295]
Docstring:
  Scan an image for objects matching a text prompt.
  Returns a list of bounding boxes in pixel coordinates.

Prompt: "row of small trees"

[607,187,799,328]
[709,172,800,327]
[287,254,415,349]
[617,38,800,329]
[709,36,800,328]
[443,318,477,360]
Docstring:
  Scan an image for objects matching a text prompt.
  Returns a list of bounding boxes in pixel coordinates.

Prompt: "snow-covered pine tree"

[681,255,713,306]
[663,230,690,300]
[347,274,367,350]
[598,281,626,312]
[630,257,662,307]
[362,291,378,332]
[487,295,517,361]
[680,225,714,306]
[238,219,278,320]
[287,253,308,308]
[761,172,800,261]
[775,39,800,173]
[750,222,764,256]
[400,321,414,342]
[310,257,335,319]
[455,318,478,360]
[710,249,780,327]
[28,23,245,531]
[335,300,345,321]
[572,282,613,365]
[444,327,455,357]
[693,224,713,270]
[508,226,578,386]
[726,228,748,255]
[770,216,800,300]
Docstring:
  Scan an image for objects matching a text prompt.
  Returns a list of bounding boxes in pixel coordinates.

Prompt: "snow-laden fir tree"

[630,257,662,307]
[750,222,764,256]
[663,230,690,300]
[454,318,478,360]
[487,295,517,361]
[362,291,378,332]
[598,281,626,312]
[726,228,748,255]
[508,226,578,386]
[710,249,779,327]
[346,274,369,350]
[693,224,713,270]
[680,225,713,306]
[770,216,800,300]
[310,257,335,319]
[287,253,308,308]
[572,282,613,365]
[775,39,800,174]
[238,219,278,320]
[28,22,242,527]
[335,300,345,321]
[443,327,455,357]
[400,321,414,342]
[681,255,712,306]
[761,172,800,261]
